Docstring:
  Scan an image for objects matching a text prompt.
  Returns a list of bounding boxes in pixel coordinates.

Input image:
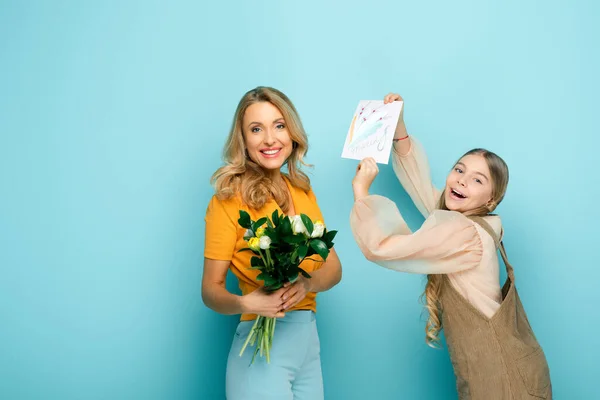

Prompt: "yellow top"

[204,176,325,321]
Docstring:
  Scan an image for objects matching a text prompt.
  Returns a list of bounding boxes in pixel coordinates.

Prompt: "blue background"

[1,0,597,398]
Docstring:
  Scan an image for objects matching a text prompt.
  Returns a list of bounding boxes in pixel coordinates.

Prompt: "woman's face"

[444,154,494,213]
[242,101,293,173]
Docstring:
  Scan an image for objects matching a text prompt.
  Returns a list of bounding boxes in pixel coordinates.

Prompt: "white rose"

[244,229,254,239]
[259,235,272,250]
[289,215,308,235]
[311,221,325,238]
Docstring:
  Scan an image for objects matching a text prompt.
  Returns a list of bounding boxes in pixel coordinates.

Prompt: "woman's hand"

[352,157,379,200]
[240,287,287,318]
[280,276,313,310]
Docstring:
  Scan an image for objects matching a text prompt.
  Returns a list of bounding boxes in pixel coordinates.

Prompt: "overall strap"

[469,216,515,282]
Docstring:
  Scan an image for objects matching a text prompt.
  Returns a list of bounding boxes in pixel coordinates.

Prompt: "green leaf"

[251,257,264,268]
[266,219,274,229]
[252,217,268,231]
[263,275,277,287]
[256,273,277,288]
[238,210,252,229]
[280,215,292,236]
[297,245,308,260]
[300,214,314,236]
[266,282,283,291]
[237,248,254,253]
[288,271,299,283]
[265,228,278,243]
[309,239,329,260]
[323,230,338,246]
[272,210,280,226]
[285,235,306,244]
[299,268,311,279]
[290,248,299,263]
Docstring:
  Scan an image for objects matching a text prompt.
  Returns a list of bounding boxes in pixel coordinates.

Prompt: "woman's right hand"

[240,287,287,318]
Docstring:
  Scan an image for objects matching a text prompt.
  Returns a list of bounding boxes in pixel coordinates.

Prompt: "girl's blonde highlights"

[423,148,509,347]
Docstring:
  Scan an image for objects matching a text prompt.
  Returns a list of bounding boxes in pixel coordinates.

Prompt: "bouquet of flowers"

[237,209,337,364]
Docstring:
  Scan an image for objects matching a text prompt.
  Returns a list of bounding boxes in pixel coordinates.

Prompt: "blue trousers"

[226,311,323,400]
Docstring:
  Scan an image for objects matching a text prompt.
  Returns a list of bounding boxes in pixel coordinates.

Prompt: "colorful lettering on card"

[341,100,403,164]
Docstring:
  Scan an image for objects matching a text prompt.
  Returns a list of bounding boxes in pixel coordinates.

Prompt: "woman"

[202,86,342,400]
[350,93,551,399]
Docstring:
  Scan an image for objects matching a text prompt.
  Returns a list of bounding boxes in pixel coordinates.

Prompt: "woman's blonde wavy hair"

[211,87,311,212]
[423,148,509,347]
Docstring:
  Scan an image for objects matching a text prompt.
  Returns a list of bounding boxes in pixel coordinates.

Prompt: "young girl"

[350,93,551,399]
[202,87,342,400]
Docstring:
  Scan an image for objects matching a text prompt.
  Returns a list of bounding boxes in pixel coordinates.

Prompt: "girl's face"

[242,102,293,173]
[444,154,494,213]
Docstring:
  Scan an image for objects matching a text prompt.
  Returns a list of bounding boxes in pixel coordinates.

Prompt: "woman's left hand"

[352,157,379,200]
[280,275,313,310]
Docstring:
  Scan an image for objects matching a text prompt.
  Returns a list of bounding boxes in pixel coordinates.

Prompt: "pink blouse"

[350,137,503,318]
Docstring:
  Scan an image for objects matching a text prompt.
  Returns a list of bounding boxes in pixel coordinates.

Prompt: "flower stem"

[265,249,274,269]
[258,249,273,271]
[237,313,278,365]
[265,318,271,364]
[239,316,261,357]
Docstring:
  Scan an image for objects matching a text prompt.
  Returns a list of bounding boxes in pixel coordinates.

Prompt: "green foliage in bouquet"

[237,209,337,364]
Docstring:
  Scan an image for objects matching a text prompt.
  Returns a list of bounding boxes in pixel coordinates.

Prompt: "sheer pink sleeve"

[350,195,483,274]
[391,137,442,217]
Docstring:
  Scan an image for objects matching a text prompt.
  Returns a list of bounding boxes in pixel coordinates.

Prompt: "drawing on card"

[341,100,403,164]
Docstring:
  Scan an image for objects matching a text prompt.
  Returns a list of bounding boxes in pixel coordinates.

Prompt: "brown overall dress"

[440,216,552,399]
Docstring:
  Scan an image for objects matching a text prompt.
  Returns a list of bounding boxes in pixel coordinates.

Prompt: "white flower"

[289,215,308,235]
[311,220,325,238]
[259,235,271,250]
[244,229,254,239]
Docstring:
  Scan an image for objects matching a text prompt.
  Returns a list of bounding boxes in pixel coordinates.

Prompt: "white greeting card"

[341,100,403,164]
